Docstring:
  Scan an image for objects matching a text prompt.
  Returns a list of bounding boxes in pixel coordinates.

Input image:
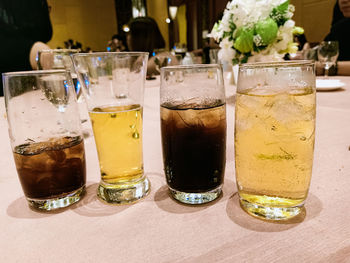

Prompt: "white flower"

[273,19,295,52]
[210,0,301,64]
[218,38,236,62]
[208,23,223,40]
[284,19,295,29]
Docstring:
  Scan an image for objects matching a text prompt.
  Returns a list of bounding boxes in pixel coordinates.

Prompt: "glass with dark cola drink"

[13,137,86,200]
[3,70,86,211]
[160,64,227,204]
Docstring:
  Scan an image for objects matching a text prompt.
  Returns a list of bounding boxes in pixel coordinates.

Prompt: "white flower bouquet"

[209,0,304,64]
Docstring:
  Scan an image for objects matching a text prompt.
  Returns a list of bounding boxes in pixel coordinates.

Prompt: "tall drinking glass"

[72,52,150,204]
[317,41,339,77]
[160,64,227,204]
[235,61,316,220]
[2,70,86,211]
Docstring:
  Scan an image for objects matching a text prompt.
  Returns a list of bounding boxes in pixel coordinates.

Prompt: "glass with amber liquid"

[89,104,143,182]
[72,52,150,204]
[235,61,316,220]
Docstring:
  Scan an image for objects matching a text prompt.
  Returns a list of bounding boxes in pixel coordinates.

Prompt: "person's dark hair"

[127,16,165,54]
[112,34,128,50]
[332,2,345,25]
[295,33,307,51]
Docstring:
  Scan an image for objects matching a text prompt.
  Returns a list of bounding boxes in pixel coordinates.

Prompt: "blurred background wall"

[46,0,337,52]
[47,0,117,51]
[292,0,337,44]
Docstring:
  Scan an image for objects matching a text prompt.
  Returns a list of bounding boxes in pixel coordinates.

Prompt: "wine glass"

[317,41,339,78]
[37,49,81,99]
[154,53,181,74]
[37,49,90,135]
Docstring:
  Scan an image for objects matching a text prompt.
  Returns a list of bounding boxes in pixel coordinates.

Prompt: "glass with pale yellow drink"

[72,52,150,204]
[235,61,316,220]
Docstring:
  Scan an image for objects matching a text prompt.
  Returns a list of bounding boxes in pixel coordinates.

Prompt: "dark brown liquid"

[13,136,86,199]
[161,102,226,193]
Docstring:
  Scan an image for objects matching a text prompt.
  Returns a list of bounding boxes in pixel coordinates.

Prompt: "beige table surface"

[0,76,350,263]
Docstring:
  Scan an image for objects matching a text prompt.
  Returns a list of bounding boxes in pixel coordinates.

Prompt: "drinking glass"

[37,49,91,133]
[209,48,220,64]
[317,41,339,77]
[235,61,316,220]
[2,70,86,211]
[37,49,81,97]
[72,52,150,204]
[154,53,181,74]
[160,64,227,204]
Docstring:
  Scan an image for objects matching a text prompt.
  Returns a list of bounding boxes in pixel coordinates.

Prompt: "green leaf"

[232,58,239,65]
[276,0,289,13]
[241,55,249,64]
[233,27,254,53]
[270,0,290,26]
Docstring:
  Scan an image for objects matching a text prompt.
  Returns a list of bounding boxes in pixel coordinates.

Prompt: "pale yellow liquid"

[235,87,316,208]
[89,104,143,183]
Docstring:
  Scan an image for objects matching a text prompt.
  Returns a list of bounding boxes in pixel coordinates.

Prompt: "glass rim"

[161,63,222,71]
[38,49,80,53]
[319,40,339,44]
[72,51,149,57]
[2,69,68,77]
[239,60,315,69]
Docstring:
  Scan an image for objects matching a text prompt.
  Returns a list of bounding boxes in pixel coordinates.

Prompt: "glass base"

[26,186,86,211]
[169,185,222,205]
[239,194,304,220]
[97,175,150,205]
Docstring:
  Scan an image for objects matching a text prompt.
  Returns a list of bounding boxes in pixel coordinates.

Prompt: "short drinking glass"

[235,61,316,220]
[2,70,86,211]
[160,64,227,204]
[72,52,150,204]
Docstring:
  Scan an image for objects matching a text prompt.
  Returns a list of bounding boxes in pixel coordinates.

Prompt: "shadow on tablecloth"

[225,192,323,232]
[6,181,131,218]
[153,178,237,214]
[71,173,165,217]
[7,196,55,219]
[71,182,132,217]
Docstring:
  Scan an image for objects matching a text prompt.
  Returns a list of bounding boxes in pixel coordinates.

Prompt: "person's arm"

[315,61,324,76]
[29,42,51,69]
[302,42,310,51]
[315,61,350,76]
[336,61,350,75]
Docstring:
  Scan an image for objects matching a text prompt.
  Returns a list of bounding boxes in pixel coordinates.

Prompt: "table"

[1,76,350,262]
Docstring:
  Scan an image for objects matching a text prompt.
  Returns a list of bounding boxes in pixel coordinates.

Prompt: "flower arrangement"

[209,0,304,64]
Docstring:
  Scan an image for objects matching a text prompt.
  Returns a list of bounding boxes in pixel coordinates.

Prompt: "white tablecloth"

[0,76,350,262]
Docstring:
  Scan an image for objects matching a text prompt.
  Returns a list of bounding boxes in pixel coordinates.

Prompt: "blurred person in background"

[127,16,165,55]
[325,0,350,61]
[317,0,350,75]
[126,16,168,77]
[107,34,128,52]
[0,0,52,96]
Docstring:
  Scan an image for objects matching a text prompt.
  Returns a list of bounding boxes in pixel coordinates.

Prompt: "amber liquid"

[13,136,86,199]
[161,102,226,193]
[89,104,143,183]
[235,87,316,207]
